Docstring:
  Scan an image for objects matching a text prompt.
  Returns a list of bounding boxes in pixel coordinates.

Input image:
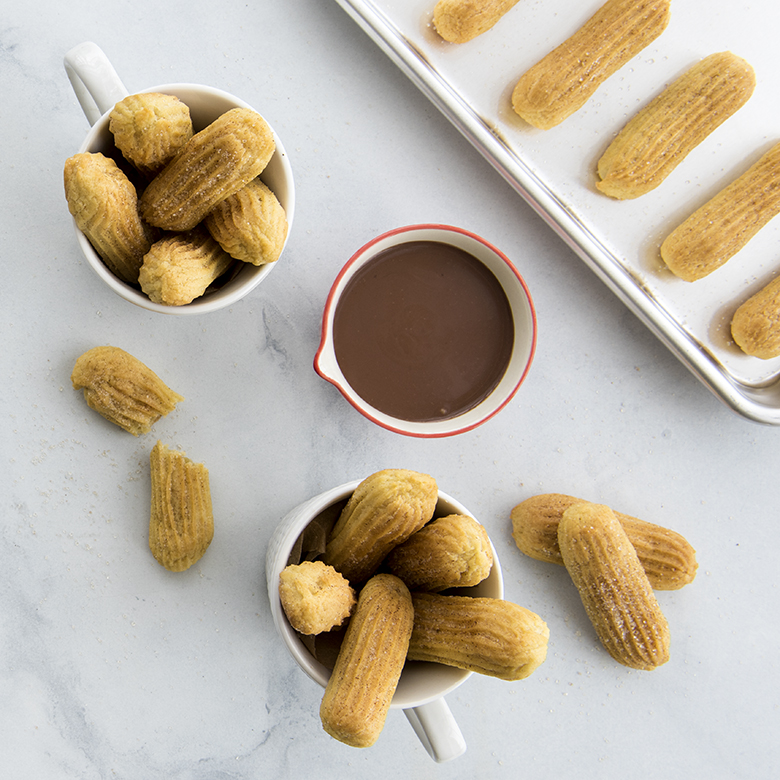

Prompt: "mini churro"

[558,502,670,670]
[511,493,697,590]
[660,142,780,281]
[407,593,549,680]
[319,574,413,748]
[64,152,153,284]
[149,441,214,572]
[511,0,671,130]
[731,274,780,359]
[71,345,183,436]
[433,0,521,44]
[597,52,756,199]
[140,107,275,231]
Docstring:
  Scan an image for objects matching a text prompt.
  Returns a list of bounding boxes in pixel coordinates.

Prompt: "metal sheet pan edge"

[333,0,780,426]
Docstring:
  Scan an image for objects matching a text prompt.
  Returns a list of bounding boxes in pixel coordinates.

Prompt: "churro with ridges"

[279,561,356,635]
[109,92,193,175]
[558,502,670,670]
[64,152,153,284]
[149,441,213,572]
[511,493,697,590]
[407,593,549,680]
[71,346,183,436]
[319,574,413,748]
[433,0,522,44]
[731,274,780,359]
[204,178,288,265]
[139,107,275,231]
[323,469,438,583]
[139,227,235,306]
[660,142,780,281]
[386,514,493,591]
[511,0,671,130]
[597,52,756,199]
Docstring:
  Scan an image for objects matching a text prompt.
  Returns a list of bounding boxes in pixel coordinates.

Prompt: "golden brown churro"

[558,502,670,670]
[511,0,671,130]
[433,0,522,44]
[511,493,697,590]
[660,142,780,281]
[597,52,755,199]
[731,274,780,359]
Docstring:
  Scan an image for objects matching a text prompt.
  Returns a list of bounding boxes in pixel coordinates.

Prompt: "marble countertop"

[2,1,777,777]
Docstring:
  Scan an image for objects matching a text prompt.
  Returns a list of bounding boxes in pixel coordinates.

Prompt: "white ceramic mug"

[265,480,504,762]
[63,41,295,315]
[314,224,536,436]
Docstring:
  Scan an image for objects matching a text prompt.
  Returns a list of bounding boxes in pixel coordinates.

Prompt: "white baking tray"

[333,0,780,424]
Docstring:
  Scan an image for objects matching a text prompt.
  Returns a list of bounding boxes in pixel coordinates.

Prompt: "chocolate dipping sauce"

[332,240,515,422]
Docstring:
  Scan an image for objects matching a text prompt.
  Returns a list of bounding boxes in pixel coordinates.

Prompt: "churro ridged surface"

[660,142,780,281]
[64,152,153,284]
[433,0,521,44]
[319,574,413,748]
[511,493,697,590]
[109,92,193,175]
[323,469,438,583]
[558,502,670,670]
[140,107,275,231]
[138,227,235,306]
[597,52,756,199]
[407,593,549,680]
[386,513,493,591]
[148,441,214,572]
[71,346,183,436]
[731,275,780,359]
[204,178,288,265]
[511,0,671,130]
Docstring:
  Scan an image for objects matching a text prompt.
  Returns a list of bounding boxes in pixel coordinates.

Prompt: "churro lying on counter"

[661,142,780,281]
[71,345,183,436]
[511,493,697,590]
[320,574,413,748]
[149,441,214,572]
[511,0,671,130]
[558,502,670,670]
[433,0,521,43]
[64,152,153,285]
[731,274,780,359]
[597,52,756,199]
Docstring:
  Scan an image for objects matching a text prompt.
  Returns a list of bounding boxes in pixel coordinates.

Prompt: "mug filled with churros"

[266,469,550,762]
[63,41,295,314]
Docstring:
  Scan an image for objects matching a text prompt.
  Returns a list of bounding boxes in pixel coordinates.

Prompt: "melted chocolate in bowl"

[332,241,515,422]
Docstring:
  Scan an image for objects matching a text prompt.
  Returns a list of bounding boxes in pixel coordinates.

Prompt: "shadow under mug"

[265,480,504,762]
[64,41,295,315]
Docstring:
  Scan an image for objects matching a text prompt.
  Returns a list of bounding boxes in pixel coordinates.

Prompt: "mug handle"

[403,697,466,763]
[64,41,129,126]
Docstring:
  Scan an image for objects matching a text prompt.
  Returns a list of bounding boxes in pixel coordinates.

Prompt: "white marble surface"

[2,1,777,777]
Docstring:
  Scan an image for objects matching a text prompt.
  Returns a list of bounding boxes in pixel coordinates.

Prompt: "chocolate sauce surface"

[332,240,514,422]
